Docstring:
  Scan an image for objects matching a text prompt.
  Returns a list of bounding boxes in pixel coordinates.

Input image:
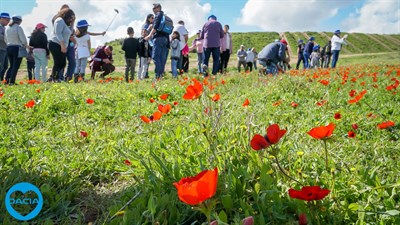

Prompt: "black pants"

[182,55,189,73]
[5,45,23,84]
[296,54,304,70]
[91,63,115,79]
[0,54,8,81]
[49,41,67,81]
[27,60,35,80]
[219,50,230,72]
[246,62,253,72]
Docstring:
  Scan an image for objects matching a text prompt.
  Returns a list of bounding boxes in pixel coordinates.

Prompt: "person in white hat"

[5,15,28,85]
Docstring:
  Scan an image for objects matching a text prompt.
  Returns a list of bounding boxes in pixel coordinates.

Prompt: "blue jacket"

[303,41,314,54]
[153,11,169,38]
[257,42,286,64]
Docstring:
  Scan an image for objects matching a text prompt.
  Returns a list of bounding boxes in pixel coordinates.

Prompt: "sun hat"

[298,39,303,43]
[334,29,341,34]
[313,45,320,51]
[0,12,10,19]
[11,15,22,21]
[77,19,90,28]
[309,36,315,41]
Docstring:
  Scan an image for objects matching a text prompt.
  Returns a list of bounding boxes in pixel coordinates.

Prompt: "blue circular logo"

[5,182,43,221]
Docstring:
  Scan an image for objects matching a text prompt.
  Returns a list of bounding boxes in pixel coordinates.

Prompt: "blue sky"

[1,0,399,45]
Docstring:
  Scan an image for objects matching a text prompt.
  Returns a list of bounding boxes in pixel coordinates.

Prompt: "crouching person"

[90,45,115,79]
[257,40,287,76]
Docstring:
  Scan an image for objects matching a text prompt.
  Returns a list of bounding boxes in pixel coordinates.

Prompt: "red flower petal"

[250,134,270,150]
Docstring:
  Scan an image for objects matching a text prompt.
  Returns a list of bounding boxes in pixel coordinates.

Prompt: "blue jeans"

[5,45,23,84]
[258,60,278,75]
[64,43,76,80]
[331,50,340,68]
[197,52,204,74]
[303,52,310,68]
[203,47,220,75]
[171,58,178,78]
[33,50,48,81]
[75,57,87,75]
[152,36,168,78]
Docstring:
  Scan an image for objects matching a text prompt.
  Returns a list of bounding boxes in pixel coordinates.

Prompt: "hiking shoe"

[201,64,208,75]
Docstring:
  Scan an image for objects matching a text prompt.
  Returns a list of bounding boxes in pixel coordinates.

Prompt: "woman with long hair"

[5,15,27,85]
[29,23,49,81]
[48,8,75,82]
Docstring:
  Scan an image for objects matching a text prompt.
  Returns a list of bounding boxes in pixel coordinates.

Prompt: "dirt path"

[383,35,400,46]
[280,32,294,57]
[366,34,393,51]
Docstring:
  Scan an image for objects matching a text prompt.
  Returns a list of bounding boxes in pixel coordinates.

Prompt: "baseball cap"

[35,23,47,30]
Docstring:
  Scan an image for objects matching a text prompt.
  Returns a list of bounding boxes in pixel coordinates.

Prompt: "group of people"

[295,30,348,70]
[0,3,350,85]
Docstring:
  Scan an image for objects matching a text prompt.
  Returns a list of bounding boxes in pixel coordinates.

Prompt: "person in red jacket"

[90,45,115,79]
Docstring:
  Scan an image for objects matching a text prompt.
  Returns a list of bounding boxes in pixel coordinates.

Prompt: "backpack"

[325,44,331,54]
[156,15,174,35]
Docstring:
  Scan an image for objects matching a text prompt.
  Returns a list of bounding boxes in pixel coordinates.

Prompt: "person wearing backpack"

[145,3,172,79]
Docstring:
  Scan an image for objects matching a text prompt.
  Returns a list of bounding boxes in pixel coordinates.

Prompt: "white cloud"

[342,0,400,34]
[20,0,212,47]
[237,0,346,31]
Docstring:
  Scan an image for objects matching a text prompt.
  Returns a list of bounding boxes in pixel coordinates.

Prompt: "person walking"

[0,12,10,82]
[29,23,49,82]
[200,15,224,76]
[295,39,305,69]
[145,3,170,79]
[331,30,347,68]
[5,15,28,85]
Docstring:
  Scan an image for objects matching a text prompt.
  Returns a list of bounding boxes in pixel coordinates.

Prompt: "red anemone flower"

[173,101,178,106]
[149,98,155,103]
[348,131,355,138]
[140,111,162,123]
[80,131,88,137]
[349,89,356,97]
[86,98,95,104]
[377,120,395,129]
[124,159,132,166]
[351,123,358,130]
[24,100,35,108]
[212,94,220,102]
[160,94,169,100]
[288,186,330,201]
[243,98,250,107]
[291,102,298,108]
[183,79,203,100]
[299,213,308,225]
[250,124,286,150]
[348,90,367,104]
[158,104,172,114]
[334,113,341,120]
[307,123,335,139]
[173,167,218,205]
[319,80,329,86]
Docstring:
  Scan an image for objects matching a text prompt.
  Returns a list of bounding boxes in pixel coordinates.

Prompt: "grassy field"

[1,54,399,224]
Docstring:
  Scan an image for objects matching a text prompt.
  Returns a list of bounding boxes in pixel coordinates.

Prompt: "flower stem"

[274,156,303,186]
[323,139,328,171]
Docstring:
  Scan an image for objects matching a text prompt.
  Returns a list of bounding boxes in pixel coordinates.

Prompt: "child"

[189,30,204,75]
[27,47,35,80]
[74,20,91,82]
[245,48,254,72]
[170,31,181,78]
[181,44,189,73]
[309,45,321,69]
[121,27,139,82]
[138,29,152,80]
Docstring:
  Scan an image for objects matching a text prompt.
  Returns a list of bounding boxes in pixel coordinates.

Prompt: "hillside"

[105,32,400,67]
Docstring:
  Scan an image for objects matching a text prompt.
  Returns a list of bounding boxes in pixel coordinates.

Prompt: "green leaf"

[348,203,360,211]
[221,195,233,211]
[218,210,228,223]
[385,210,400,216]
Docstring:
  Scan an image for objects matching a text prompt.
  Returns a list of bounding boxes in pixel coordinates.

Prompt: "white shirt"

[331,35,347,51]
[246,51,254,62]
[75,34,90,59]
[174,24,188,51]
[225,32,230,49]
